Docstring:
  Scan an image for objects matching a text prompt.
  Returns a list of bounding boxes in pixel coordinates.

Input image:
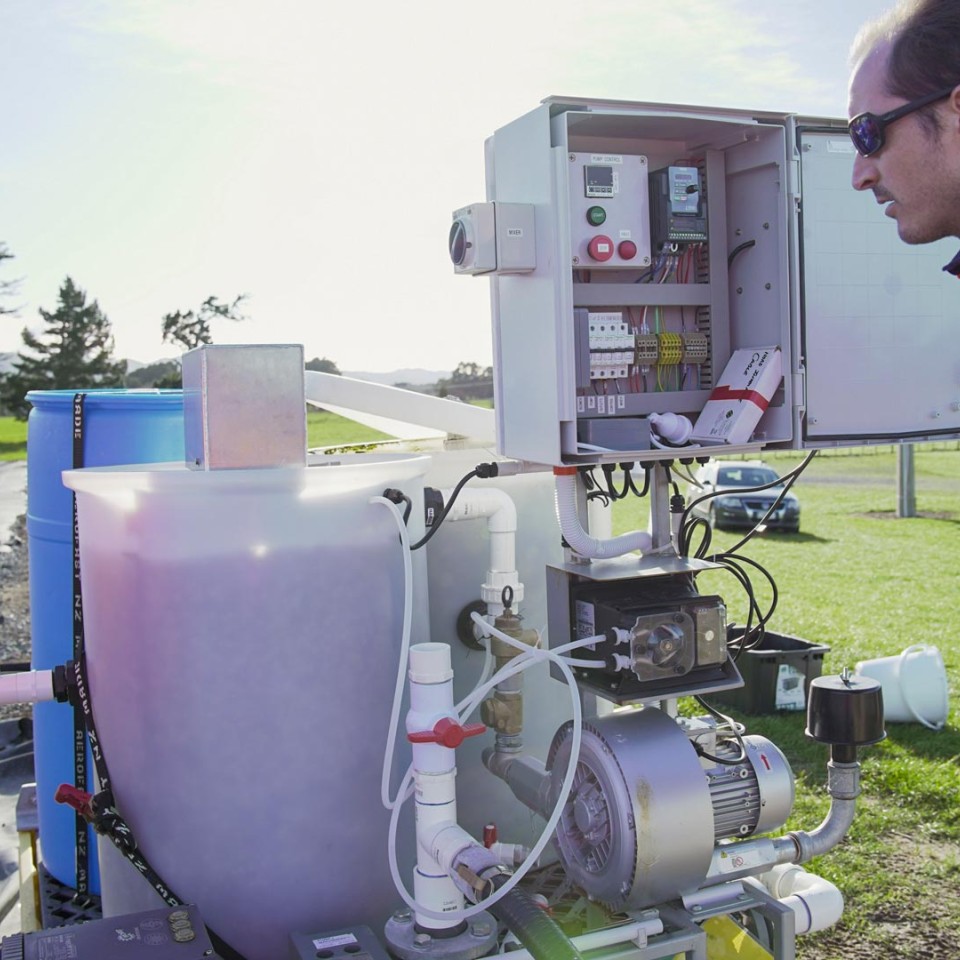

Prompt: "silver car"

[688,460,800,533]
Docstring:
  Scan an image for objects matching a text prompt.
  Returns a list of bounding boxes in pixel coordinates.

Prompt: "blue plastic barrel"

[27,389,184,893]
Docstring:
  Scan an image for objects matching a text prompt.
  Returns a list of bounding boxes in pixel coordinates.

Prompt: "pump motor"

[545,708,794,911]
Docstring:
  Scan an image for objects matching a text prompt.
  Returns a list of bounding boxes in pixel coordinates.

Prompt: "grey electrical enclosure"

[479,97,960,466]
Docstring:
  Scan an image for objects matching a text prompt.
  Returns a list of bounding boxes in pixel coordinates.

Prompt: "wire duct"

[554,471,651,558]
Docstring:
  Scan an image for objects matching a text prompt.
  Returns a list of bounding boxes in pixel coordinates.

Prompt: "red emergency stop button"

[618,240,638,260]
[587,235,614,262]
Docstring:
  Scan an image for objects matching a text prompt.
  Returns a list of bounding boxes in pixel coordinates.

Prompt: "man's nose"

[852,153,878,191]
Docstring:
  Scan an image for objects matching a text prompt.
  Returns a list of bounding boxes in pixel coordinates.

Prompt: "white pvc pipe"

[554,471,652,559]
[407,642,465,929]
[0,670,55,705]
[441,486,522,616]
[750,864,845,935]
[304,371,496,441]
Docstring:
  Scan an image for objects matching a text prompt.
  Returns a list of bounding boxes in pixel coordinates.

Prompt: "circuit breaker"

[466,96,960,466]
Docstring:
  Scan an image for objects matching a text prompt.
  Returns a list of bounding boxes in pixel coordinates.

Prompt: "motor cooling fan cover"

[546,708,715,910]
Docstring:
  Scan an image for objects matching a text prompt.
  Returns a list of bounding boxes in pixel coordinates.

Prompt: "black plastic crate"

[714,628,830,715]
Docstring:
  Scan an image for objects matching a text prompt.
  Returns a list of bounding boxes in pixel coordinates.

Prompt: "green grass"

[0,418,27,461]
[613,446,960,953]
[306,409,393,449]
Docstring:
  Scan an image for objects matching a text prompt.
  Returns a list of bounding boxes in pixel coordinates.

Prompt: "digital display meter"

[584,165,616,197]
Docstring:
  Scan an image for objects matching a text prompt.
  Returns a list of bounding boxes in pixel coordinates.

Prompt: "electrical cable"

[631,464,651,498]
[600,464,626,501]
[409,467,479,550]
[720,453,815,554]
[693,696,748,765]
[681,515,711,558]
[680,452,817,547]
[620,463,644,498]
[727,239,757,268]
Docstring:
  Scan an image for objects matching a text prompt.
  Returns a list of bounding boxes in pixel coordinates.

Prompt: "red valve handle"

[55,783,95,820]
[407,717,486,748]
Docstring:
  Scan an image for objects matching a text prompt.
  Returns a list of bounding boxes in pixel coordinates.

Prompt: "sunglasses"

[848,84,958,157]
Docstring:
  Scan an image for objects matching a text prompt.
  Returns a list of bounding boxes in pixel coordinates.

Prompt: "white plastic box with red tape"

[691,347,782,446]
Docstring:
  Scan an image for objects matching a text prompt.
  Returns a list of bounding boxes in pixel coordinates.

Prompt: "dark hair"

[852,0,960,135]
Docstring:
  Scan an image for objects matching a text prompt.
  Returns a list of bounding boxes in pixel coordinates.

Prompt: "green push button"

[586,205,607,226]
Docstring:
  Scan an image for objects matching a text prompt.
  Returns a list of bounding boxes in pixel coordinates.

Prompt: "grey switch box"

[182,343,307,470]
[0,904,217,959]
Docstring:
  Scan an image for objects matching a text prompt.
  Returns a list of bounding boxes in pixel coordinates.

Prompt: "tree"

[153,294,249,388]
[435,361,494,400]
[162,294,248,351]
[305,356,340,374]
[0,277,125,419]
[125,359,180,388]
[0,243,21,316]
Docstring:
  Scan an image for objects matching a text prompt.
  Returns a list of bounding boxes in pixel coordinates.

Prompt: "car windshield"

[716,466,781,487]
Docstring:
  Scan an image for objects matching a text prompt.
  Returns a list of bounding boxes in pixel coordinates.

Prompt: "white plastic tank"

[63,453,429,960]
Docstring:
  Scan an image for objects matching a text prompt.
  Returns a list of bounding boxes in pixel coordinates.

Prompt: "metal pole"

[896,443,916,518]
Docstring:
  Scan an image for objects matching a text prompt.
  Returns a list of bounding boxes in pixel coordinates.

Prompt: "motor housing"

[546,708,795,910]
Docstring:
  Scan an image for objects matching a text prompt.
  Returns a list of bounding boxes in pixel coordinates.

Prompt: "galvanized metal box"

[182,344,307,470]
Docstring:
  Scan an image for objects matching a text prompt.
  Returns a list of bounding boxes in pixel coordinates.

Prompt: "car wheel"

[708,504,723,531]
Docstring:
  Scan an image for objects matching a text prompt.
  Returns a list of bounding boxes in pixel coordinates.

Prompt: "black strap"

[71,393,89,900]
[71,660,248,960]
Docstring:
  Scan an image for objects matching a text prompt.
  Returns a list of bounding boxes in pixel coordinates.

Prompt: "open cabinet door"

[796,123,960,445]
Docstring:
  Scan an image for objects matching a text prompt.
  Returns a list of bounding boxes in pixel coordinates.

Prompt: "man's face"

[848,43,960,243]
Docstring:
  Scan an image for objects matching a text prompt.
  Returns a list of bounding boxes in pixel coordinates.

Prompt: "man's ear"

[947,84,960,133]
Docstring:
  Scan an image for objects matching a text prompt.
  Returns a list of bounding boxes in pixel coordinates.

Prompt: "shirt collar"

[943,248,960,277]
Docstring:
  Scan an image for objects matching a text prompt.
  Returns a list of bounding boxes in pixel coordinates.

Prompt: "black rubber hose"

[487,879,583,960]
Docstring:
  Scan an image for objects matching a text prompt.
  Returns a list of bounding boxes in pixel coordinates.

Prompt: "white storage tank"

[63,453,429,960]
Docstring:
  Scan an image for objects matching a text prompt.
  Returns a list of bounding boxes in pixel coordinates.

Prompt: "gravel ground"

[0,515,31,720]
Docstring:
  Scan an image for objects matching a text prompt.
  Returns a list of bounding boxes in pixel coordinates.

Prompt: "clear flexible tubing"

[468,613,606,672]
[387,642,584,923]
[370,496,416,811]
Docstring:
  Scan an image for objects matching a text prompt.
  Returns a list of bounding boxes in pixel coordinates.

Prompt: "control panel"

[457,97,960,465]
[567,153,652,270]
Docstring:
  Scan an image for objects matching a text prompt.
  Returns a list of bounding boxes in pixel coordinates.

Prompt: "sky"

[0,0,889,374]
